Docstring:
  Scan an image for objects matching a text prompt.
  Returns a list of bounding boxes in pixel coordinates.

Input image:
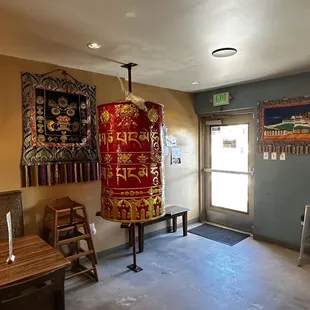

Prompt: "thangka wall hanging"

[21,72,99,187]
[257,96,310,154]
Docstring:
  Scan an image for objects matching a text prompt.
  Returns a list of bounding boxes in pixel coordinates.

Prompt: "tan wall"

[0,55,198,252]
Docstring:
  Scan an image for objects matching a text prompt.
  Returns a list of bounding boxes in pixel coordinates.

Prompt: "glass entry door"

[203,113,254,232]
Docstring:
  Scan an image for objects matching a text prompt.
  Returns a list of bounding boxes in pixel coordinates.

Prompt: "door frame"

[199,109,255,232]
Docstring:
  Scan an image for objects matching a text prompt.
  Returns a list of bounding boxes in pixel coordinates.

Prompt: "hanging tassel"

[117,77,148,112]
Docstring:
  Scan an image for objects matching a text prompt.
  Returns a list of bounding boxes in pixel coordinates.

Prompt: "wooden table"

[0,235,70,310]
[121,205,189,253]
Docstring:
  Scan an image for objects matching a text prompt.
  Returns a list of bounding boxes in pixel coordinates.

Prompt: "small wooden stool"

[43,197,99,281]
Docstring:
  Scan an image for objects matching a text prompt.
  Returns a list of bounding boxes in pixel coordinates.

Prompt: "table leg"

[173,217,178,233]
[182,212,188,236]
[138,224,144,253]
[54,268,65,310]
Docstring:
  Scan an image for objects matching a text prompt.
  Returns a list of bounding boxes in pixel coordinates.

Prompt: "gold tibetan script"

[100,130,154,148]
[100,131,113,145]
[116,165,149,183]
[102,166,113,185]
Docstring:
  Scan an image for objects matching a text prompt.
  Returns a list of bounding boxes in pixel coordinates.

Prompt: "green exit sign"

[213,92,230,106]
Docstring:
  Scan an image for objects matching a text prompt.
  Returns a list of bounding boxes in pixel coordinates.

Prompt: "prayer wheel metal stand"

[98,62,165,272]
[121,62,143,273]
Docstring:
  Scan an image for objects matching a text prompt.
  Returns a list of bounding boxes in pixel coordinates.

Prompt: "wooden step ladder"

[43,196,99,282]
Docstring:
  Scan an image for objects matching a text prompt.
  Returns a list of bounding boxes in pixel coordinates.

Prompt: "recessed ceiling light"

[87,42,102,49]
[125,11,137,18]
[212,47,237,58]
[192,81,200,85]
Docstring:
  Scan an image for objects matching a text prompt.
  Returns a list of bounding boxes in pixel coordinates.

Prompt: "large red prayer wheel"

[97,101,165,223]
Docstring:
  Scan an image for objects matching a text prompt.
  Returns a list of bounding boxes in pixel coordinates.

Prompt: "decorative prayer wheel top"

[98,100,165,223]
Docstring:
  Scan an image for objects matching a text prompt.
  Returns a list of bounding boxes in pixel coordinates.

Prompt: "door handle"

[203,168,253,176]
[249,167,254,177]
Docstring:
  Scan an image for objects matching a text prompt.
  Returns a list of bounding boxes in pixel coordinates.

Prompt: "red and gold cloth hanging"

[98,101,165,223]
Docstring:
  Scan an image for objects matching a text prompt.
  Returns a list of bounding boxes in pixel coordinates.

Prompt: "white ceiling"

[1,0,310,92]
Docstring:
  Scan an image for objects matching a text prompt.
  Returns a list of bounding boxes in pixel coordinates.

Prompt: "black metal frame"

[200,112,255,232]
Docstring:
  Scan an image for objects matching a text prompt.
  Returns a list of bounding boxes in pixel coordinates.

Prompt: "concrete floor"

[65,226,310,310]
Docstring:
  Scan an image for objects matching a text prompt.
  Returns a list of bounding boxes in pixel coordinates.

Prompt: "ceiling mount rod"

[121,62,138,93]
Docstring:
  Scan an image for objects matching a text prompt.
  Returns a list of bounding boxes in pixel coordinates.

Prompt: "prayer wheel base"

[127,264,143,273]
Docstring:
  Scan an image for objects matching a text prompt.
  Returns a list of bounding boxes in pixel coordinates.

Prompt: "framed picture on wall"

[257,96,310,154]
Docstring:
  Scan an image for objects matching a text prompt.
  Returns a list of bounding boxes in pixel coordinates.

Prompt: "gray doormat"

[189,224,249,246]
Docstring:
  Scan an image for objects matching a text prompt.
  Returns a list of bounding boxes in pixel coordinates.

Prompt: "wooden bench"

[121,205,189,253]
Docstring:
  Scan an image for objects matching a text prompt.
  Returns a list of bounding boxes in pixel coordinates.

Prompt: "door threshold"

[203,221,253,237]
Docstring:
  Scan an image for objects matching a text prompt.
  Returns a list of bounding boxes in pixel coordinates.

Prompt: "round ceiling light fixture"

[191,81,200,85]
[125,11,137,18]
[212,47,237,58]
[87,42,102,49]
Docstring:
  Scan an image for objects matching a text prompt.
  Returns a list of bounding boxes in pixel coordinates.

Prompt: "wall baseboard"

[97,222,302,259]
[97,217,200,259]
[253,233,301,252]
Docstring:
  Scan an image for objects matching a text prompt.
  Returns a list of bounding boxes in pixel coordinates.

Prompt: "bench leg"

[173,217,178,233]
[138,224,145,253]
[182,212,188,236]
[166,219,172,232]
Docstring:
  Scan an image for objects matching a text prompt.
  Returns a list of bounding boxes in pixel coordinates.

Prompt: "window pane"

[211,124,248,172]
[211,172,248,212]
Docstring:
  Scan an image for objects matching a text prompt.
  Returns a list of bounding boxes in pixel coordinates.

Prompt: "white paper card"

[89,223,96,235]
[263,152,269,160]
[6,212,15,264]
[271,152,277,160]
[280,152,286,160]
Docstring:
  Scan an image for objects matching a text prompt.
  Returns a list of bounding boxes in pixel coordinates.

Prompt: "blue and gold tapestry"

[257,96,310,154]
[21,72,99,187]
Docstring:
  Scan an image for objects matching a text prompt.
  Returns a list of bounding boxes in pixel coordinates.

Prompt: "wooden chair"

[0,269,65,310]
[0,190,24,242]
[43,197,99,282]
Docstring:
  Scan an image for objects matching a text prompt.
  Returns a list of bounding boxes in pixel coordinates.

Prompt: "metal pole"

[132,223,137,266]
[128,66,132,93]
[121,62,137,93]
[127,223,142,272]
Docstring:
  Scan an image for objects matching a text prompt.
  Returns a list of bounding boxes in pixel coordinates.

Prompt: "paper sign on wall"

[280,153,286,160]
[171,147,181,165]
[166,135,177,147]
[164,146,169,157]
[223,139,236,148]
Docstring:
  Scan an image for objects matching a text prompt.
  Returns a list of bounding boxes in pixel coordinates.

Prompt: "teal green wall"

[195,72,310,247]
